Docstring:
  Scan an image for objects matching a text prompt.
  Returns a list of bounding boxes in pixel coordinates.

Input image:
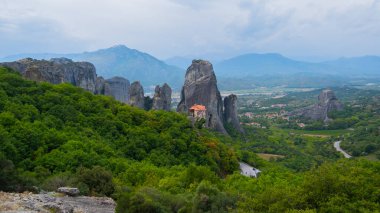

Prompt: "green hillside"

[0,67,379,212]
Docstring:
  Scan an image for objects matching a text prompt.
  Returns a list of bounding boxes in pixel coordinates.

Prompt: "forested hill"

[1,66,379,212]
[0,66,237,191]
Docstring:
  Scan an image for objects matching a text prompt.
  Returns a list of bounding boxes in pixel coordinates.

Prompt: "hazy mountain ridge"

[2,47,380,91]
[212,53,380,89]
[214,53,380,77]
[322,56,380,76]
[0,45,185,90]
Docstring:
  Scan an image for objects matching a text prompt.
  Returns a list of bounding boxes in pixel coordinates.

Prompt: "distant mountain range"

[213,53,380,77]
[1,46,380,91]
[0,45,185,90]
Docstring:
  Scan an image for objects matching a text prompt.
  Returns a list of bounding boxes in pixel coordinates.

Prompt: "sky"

[1,0,380,61]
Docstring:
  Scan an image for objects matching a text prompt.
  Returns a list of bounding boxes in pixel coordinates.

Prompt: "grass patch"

[284,129,351,137]
[257,153,285,161]
[358,154,379,162]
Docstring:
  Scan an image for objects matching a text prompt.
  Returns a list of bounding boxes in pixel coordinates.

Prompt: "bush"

[42,172,75,192]
[76,166,115,196]
[192,181,235,213]
[116,187,189,213]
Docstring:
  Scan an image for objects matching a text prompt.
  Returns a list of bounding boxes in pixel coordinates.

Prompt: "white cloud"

[0,0,379,60]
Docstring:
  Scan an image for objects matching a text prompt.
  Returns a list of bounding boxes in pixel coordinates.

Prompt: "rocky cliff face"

[224,94,244,133]
[152,83,172,111]
[0,58,97,92]
[177,60,226,134]
[291,89,344,122]
[103,77,130,103]
[95,76,106,94]
[0,58,135,104]
[129,81,145,109]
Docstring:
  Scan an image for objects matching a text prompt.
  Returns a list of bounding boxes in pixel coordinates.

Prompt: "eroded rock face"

[152,83,172,111]
[103,77,130,103]
[177,60,226,134]
[224,94,244,133]
[129,81,145,109]
[1,58,134,104]
[95,77,106,94]
[0,58,97,92]
[291,89,344,122]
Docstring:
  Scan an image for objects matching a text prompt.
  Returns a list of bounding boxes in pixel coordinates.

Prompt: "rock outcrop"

[103,77,130,103]
[152,83,172,111]
[224,94,244,133]
[0,58,135,104]
[290,89,344,122]
[0,58,97,92]
[57,187,80,196]
[0,191,115,213]
[129,81,145,109]
[95,76,106,94]
[177,60,226,134]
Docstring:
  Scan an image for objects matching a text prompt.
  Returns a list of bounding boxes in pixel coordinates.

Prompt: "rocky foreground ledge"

[0,191,115,213]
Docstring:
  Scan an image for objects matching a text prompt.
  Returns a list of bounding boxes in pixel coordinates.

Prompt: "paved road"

[239,162,261,178]
[334,141,352,158]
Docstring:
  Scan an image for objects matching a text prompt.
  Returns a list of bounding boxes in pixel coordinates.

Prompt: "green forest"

[0,67,379,212]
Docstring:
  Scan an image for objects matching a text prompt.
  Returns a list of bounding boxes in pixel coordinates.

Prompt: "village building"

[297,123,306,128]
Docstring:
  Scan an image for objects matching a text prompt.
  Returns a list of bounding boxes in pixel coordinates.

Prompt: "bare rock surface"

[0,191,115,213]
[0,58,97,93]
[224,94,244,133]
[177,60,226,134]
[95,76,106,94]
[57,187,80,197]
[1,58,134,105]
[152,83,172,111]
[129,81,145,109]
[103,77,130,103]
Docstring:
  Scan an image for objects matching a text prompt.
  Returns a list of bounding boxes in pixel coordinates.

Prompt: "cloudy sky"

[1,0,380,61]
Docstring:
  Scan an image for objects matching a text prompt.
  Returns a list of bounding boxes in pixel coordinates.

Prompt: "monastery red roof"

[190,104,206,111]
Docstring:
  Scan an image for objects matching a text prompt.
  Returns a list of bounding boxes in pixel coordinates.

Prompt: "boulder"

[152,83,172,111]
[57,187,80,196]
[129,81,145,109]
[224,94,244,133]
[177,60,226,134]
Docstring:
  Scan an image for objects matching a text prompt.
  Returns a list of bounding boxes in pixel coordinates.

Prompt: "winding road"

[239,162,261,178]
[334,141,352,158]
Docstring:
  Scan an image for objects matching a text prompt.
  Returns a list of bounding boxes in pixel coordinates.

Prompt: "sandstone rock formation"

[129,81,145,109]
[290,89,344,122]
[224,94,244,133]
[177,60,227,134]
[0,58,97,92]
[152,83,172,111]
[95,76,106,94]
[103,77,130,103]
[0,58,135,104]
